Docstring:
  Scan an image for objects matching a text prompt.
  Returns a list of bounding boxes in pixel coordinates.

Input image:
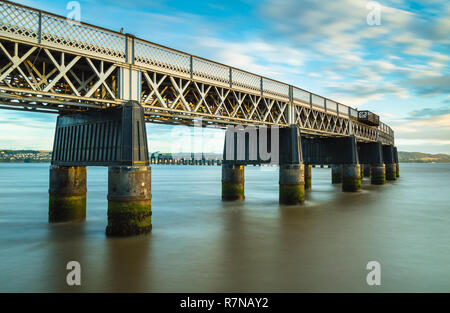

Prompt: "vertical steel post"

[38,11,42,44]
[260,77,263,97]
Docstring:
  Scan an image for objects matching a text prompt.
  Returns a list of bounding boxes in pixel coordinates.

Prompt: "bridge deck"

[0,0,394,145]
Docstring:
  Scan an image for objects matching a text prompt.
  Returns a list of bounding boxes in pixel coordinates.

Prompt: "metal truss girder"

[0,33,394,144]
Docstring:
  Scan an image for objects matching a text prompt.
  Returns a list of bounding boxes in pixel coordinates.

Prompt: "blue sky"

[1,0,449,153]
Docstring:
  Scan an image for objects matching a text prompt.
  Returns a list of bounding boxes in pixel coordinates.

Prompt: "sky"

[1,0,449,154]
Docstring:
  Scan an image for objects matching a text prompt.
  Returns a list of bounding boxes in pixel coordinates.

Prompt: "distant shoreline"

[1,161,449,164]
[2,150,450,164]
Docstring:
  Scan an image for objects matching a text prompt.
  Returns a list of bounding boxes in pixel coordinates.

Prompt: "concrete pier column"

[49,165,87,222]
[363,164,371,178]
[383,145,397,181]
[371,164,386,185]
[386,163,397,181]
[222,164,245,201]
[279,164,305,205]
[106,166,152,236]
[342,164,361,192]
[331,165,343,184]
[304,164,312,190]
[393,147,400,178]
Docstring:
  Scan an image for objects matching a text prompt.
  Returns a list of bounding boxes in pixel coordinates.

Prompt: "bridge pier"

[331,165,343,184]
[304,164,312,190]
[394,147,400,178]
[49,165,87,223]
[371,164,386,185]
[222,164,245,201]
[385,163,397,181]
[279,126,304,204]
[363,164,371,178]
[383,145,397,181]
[106,166,152,236]
[358,142,386,185]
[342,164,361,192]
[279,164,305,204]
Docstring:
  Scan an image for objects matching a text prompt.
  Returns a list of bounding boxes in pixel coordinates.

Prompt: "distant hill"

[399,151,450,163]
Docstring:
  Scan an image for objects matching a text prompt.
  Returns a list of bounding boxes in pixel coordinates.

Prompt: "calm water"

[0,163,450,292]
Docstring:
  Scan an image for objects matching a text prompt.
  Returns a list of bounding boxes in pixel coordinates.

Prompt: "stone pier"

[342,164,361,192]
[278,126,305,205]
[394,147,400,178]
[279,164,305,204]
[304,164,312,190]
[363,164,371,178]
[332,165,343,184]
[49,165,87,223]
[383,145,397,181]
[222,164,245,201]
[106,166,152,236]
[371,164,386,185]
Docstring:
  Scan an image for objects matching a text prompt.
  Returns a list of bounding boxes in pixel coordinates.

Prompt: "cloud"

[258,0,450,103]
[391,113,450,153]
[0,111,56,150]
[195,37,307,78]
[403,75,450,96]
[408,105,450,120]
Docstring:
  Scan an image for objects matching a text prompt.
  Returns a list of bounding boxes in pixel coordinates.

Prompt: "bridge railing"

[0,0,394,141]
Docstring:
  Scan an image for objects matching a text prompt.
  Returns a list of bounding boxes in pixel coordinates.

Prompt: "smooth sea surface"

[0,163,450,292]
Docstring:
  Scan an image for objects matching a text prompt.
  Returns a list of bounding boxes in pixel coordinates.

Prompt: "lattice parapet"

[193,58,229,86]
[0,1,40,43]
[41,14,126,62]
[311,94,325,109]
[262,78,289,101]
[231,69,261,94]
[326,99,337,112]
[338,103,348,116]
[135,39,190,78]
[293,87,310,105]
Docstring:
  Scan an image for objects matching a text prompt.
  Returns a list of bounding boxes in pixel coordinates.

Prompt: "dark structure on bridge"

[0,1,398,237]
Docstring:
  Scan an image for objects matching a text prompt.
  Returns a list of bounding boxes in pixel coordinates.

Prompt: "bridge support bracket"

[49,165,87,223]
[106,166,152,236]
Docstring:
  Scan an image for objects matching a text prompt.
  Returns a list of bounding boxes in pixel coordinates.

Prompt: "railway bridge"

[0,0,398,236]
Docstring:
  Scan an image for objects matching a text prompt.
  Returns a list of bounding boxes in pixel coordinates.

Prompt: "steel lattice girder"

[0,36,393,145]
